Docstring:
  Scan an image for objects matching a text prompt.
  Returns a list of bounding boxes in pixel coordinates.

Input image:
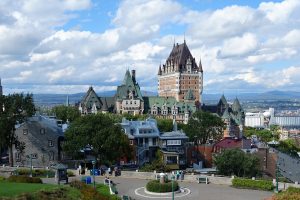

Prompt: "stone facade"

[158,41,203,103]
[13,116,65,167]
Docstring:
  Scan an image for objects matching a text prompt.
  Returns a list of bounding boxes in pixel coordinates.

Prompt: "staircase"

[136,145,149,166]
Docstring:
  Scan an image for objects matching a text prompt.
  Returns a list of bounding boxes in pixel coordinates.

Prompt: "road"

[44,176,273,200]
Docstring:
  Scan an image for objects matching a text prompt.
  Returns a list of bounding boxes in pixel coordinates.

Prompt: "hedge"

[0,176,5,181]
[232,178,274,191]
[7,175,43,184]
[15,169,55,177]
[146,180,179,193]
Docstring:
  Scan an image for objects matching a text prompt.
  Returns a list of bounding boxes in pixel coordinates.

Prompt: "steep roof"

[81,86,101,109]
[218,94,227,106]
[165,42,198,72]
[232,97,242,112]
[221,107,231,119]
[116,70,143,101]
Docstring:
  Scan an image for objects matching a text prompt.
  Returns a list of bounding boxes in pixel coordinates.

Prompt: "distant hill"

[33,90,158,106]
[33,90,300,106]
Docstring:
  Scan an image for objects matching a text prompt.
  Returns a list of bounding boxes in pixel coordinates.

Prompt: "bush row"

[146,180,179,193]
[15,168,55,177]
[232,178,274,191]
[0,176,5,181]
[7,175,42,183]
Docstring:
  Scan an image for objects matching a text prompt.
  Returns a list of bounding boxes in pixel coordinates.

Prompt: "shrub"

[0,176,5,181]
[15,168,55,177]
[81,186,110,200]
[67,171,75,177]
[232,178,274,191]
[70,180,87,190]
[146,180,179,193]
[7,175,42,183]
[274,187,300,200]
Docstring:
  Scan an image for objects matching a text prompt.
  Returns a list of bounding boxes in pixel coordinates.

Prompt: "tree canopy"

[0,93,35,166]
[63,113,132,164]
[244,126,274,142]
[214,149,260,177]
[184,111,225,144]
[51,105,80,123]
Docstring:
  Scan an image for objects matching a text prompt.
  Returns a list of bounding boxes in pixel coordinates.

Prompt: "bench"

[197,176,209,184]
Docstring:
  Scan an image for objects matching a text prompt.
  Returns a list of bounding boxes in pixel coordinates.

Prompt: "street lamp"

[26,154,33,177]
[92,160,96,189]
[171,175,175,200]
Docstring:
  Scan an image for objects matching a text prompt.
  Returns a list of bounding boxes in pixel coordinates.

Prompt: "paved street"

[45,176,273,200]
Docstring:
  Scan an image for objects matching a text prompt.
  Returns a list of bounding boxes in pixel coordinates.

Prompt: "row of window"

[23,128,45,135]
[15,151,55,161]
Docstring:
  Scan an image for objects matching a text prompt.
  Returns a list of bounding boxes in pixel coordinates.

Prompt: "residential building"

[120,118,188,169]
[13,115,65,167]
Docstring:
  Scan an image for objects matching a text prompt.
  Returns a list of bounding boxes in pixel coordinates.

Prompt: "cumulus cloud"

[1,0,300,95]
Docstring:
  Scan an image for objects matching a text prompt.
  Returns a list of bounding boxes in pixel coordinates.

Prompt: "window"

[130,140,134,145]
[40,128,45,135]
[167,140,181,146]
[23,129,28,135]
[49,151,54,161]
[48,140,53,147]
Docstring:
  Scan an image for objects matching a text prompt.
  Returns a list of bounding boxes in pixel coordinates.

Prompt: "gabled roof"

[81,86,101,109]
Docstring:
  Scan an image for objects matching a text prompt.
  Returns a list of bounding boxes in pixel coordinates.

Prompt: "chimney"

[131,70,136,83]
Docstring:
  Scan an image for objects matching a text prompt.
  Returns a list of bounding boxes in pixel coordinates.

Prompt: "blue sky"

[0,0,300,95]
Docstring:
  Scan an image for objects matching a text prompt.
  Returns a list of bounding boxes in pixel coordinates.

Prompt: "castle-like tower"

[158,41,203,103]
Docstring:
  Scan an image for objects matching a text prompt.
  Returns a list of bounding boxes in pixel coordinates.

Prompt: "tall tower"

[158,41,203,103]
[0,78,2,96]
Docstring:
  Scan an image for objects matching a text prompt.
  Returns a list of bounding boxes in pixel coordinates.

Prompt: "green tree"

[184,111,225,144]
[52,105,80,123]
[63,113,132,164]
[214,149,260,177]
[156,118,173,132]
[278,139,300,157]
[0,94,35,166]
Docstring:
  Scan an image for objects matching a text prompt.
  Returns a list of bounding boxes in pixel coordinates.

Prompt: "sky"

[0,0,300,95]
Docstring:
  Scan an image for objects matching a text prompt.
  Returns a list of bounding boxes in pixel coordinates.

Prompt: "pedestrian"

[78,165,82,175]
[108,167,111,175]
[180,170,184,181]
[176,170,180,180]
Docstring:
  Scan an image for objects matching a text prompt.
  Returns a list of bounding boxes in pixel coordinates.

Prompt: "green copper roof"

[185,89,195,100]
[116,70,143,101]
[221,107,231,119]
[232,97,242,112]
[218,94,227,106]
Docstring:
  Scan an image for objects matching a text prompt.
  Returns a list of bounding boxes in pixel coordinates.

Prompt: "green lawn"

[0,181,59,197]
[96,184,111,196]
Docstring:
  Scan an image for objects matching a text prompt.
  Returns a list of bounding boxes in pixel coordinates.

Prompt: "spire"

[184,32,186,44]
[232,97,242,112]
[199,58,203,72]
[173,119,178,131]
[158,64,162,75]
[222,106,230,119]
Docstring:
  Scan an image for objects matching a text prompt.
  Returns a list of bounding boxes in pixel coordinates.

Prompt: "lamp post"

[27,154,33,177]
[275,163,279,193]
[171,175,175,200]
[92,160,96,189]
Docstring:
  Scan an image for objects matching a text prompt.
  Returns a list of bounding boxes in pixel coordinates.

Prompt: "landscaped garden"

[0,176,120,200]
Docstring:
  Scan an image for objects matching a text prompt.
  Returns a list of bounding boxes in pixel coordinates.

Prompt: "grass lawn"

[96,184,111,196]
[0,181,59,197]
